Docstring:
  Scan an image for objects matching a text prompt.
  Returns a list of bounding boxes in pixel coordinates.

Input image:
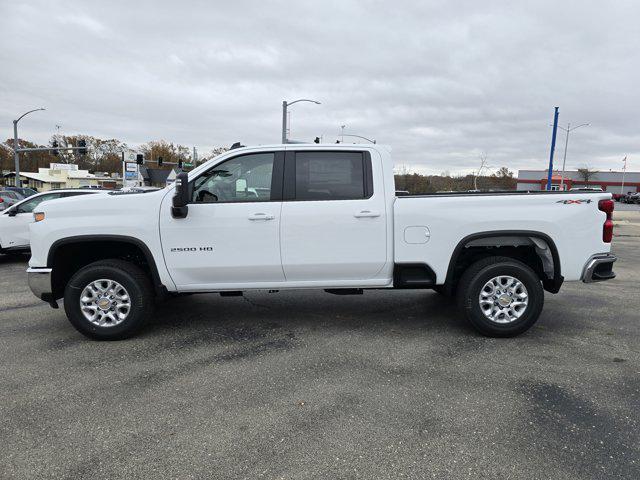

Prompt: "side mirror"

[8,208,18,217]
[171,172,190,219]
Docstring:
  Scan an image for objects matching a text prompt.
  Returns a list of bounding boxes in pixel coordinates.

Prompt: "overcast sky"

[1,0,638,174]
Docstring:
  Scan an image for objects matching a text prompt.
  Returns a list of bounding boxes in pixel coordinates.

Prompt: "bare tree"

[473,152,490,190]
[577,165,598,183]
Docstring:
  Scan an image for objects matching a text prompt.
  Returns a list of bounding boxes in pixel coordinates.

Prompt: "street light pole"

[281,99,321,143]
[621,156,627,194]
[557,122,590,190]
[281,101,287,144]
[13,108,45,187]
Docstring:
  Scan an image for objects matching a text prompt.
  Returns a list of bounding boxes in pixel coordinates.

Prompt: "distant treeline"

[0,135,227,174]
[394,166,517,194]
[1,135,517,192]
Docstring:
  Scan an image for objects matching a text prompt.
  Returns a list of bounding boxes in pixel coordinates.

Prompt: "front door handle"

[248,213,275,221]
[354,210,381,218]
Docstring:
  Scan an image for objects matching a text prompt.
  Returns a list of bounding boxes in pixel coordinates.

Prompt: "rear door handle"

[354,210,381,218]
[248,213,275,221]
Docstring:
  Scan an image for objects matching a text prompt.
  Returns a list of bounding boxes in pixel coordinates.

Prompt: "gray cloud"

[1,0,638,174]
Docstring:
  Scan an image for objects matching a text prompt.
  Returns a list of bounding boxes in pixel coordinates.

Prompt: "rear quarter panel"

[394,193,612,282]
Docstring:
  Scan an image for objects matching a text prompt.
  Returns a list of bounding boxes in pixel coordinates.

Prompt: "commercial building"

[516,169,640,193]
[2,163,122,191]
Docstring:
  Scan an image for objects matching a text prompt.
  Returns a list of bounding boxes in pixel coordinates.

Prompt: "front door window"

[192,153,274,203]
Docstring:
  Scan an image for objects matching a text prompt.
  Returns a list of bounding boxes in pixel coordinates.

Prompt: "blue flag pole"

[547,107,559,190]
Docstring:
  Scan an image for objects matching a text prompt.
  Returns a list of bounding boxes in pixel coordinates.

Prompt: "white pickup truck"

[26,144,617,340]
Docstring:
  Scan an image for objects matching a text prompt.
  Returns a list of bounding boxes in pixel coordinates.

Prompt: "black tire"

[456,256,544,337]
[63,259,154,340]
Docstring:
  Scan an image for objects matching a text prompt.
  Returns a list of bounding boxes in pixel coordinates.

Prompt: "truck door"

[160,151,285,288]
[280,150,387,282]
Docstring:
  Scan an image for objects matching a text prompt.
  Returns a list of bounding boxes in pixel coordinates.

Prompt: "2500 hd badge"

[170,246,214,252]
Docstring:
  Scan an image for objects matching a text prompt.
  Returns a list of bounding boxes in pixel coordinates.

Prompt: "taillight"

[599,199,614,243]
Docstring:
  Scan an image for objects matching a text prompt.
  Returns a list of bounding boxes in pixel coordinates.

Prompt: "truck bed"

[393,190,612,283]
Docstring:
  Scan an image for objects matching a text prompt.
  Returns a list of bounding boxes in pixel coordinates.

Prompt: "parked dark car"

[620,192,636,203]
[622,192,640,204]
[5,186,37,198]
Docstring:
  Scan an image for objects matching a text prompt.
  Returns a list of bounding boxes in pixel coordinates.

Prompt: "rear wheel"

[457,256,544,337]
[64,259,154,340]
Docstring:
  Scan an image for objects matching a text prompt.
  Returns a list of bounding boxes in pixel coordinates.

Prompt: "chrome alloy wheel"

[478,275,529,324]
[79,279,131,327]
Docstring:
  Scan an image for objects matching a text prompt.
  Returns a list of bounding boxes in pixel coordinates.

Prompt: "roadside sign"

[124,162,139,187]
[51,163,78,171]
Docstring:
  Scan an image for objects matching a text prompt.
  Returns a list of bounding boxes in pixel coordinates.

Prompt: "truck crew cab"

[26,144,617,340]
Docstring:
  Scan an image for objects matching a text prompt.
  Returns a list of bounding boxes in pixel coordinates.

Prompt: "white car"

[570,187,603,192]
[0,189,104,254]
[27,144,616,340]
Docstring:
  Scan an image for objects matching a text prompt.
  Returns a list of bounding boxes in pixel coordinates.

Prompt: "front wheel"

[457,256,544,337]
[64,259,154,340]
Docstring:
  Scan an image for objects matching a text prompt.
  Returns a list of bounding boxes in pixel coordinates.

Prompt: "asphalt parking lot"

[1,216,639,479]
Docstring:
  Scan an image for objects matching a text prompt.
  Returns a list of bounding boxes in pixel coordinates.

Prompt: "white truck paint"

[26,144,617,339]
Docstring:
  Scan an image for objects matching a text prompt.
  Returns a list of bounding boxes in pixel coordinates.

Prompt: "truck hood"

[36,188,170,219]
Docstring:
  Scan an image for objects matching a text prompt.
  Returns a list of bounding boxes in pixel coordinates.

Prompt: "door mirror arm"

[172,172,191,219]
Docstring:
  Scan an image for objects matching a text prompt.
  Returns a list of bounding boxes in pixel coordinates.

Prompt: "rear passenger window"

[295,152,367,200]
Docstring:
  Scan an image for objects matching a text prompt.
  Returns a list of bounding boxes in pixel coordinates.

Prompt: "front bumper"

[581,254,617,283]
[27,267,53,300]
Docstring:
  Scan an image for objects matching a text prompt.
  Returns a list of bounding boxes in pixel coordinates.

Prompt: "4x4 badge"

[556,199,592,204]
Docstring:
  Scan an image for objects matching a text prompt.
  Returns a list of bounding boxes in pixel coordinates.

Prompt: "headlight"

[34,212,45,222]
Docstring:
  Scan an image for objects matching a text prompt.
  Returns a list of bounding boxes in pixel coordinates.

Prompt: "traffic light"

[136,154,144,165]
[157,156,163,167]
[178,159,183,169]
[52,140,59,156]
[78,139,87,155]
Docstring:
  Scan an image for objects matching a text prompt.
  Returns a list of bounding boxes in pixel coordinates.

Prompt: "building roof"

[3,171,65,184]
[518,169,640,182]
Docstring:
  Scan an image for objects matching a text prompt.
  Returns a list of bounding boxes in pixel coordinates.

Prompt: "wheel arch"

[444,230,563,294]
[47,235,165,299]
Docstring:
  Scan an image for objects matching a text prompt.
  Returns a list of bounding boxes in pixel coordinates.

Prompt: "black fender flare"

[47,234,165,295]
[444,230,563,293]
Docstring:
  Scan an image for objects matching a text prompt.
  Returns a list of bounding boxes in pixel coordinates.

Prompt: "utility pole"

[341,125,346,143]
[12,108,45,187]
[281,99,321,143]
[557,122,590,190]
[546,107,559,191]
[121,151,126,187]
[621,156,627,194]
